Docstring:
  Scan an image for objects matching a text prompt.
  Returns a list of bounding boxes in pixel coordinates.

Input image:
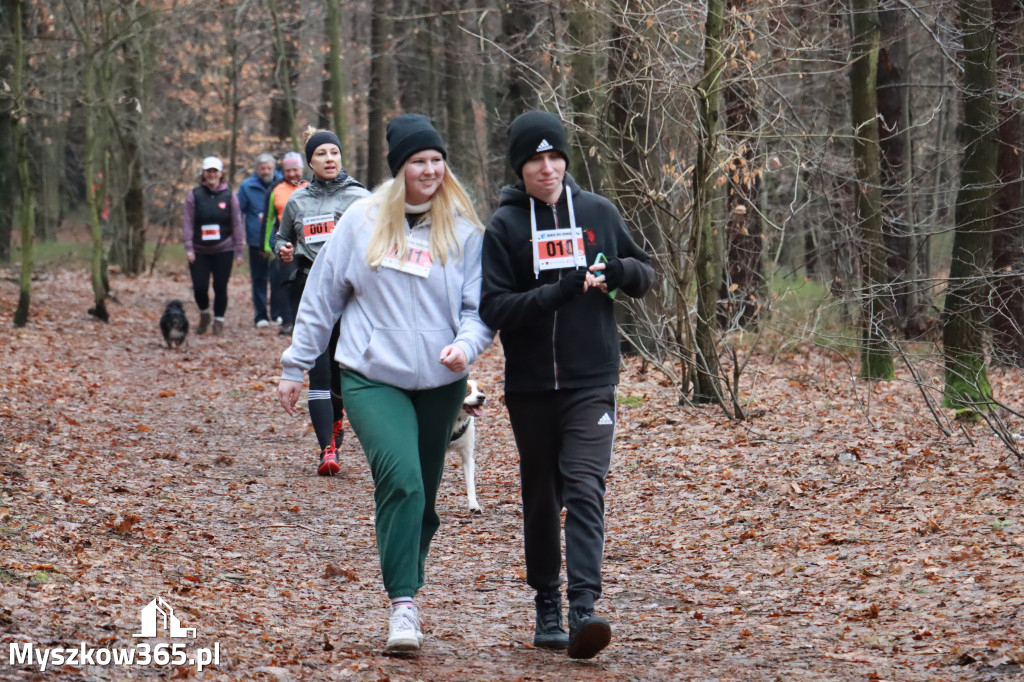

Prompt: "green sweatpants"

[341,369,468,599]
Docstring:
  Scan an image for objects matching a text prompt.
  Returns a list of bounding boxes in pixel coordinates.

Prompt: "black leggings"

[288,259,344,450]
[189,251,234,317]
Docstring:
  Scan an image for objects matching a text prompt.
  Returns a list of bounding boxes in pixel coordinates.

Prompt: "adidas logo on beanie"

[507,111,569,178]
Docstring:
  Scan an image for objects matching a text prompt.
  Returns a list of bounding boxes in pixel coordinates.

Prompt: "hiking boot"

[212,319,225,335]
[331,419,344,451]
[533,590,568,649]
[567,605,611,659]
[385,604,422,654]
[197,311,212,335]
[317,446,340,476]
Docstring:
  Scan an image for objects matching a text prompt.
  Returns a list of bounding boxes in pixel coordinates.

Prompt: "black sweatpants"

[505,385,616,610]
[189,251,234,317]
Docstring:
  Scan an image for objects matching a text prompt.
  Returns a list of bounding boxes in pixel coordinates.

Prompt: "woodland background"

[1,0,1024,678]
[3,0,1024,430]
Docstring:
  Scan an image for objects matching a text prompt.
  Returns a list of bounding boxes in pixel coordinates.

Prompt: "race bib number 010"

[381,236,433,278]
[535,229,586,271]
[200,224,221,241]
[302,214,335,244]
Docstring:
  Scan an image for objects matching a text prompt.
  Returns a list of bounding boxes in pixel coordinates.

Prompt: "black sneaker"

[567,605,611,659]
[533,590,568,649]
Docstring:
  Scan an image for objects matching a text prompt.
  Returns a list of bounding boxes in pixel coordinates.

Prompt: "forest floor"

[1,268,1022,681]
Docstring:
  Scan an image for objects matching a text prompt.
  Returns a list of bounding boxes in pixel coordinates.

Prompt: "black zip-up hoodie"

[480,175,655,392]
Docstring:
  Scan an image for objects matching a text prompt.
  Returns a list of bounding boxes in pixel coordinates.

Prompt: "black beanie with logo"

[386,114,447,177]
[507,110,570,178]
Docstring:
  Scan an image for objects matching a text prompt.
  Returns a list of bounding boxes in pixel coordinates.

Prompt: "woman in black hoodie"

[480,111,655,659]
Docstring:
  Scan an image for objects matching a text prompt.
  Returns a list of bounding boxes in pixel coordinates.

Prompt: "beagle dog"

[448,380,486,513]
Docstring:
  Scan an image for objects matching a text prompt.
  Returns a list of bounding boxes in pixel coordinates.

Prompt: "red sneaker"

[317,446,341,476]
[330,419,344,450]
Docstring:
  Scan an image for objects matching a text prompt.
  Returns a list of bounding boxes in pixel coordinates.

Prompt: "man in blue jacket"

[238,153,285,327]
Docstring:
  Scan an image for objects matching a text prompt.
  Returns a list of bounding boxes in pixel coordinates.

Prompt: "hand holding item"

[589,254,622,298]
[278,379,303,416]
[439,344,468,373]
[558,268,589,299]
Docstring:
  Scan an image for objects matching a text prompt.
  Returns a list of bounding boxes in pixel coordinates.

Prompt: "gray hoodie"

[281,197,494,390]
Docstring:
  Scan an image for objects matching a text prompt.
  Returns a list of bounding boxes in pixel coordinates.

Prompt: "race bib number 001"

[535,229,587,271]
[200,224,221,241]
[381,236,433,278]
[302,214,335,244]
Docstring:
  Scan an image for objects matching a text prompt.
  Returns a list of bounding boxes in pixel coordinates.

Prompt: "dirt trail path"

[1,269,1022,680]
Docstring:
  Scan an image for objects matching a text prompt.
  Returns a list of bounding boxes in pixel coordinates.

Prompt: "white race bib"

[302,214,336,244]
[200,224,221,241]
[534,228,587,271]
[381,236,433,278]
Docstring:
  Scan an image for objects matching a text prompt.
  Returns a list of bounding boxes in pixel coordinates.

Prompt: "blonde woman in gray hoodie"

[278,115,493,655]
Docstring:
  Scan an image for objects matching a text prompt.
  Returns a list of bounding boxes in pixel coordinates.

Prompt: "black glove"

[602,258,624,291]
[558,268,589,300]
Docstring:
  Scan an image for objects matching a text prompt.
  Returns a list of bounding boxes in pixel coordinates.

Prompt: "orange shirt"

[264,179,309,251]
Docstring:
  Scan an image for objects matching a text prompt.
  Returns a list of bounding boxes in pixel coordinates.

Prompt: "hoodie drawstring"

[530,186,585,279]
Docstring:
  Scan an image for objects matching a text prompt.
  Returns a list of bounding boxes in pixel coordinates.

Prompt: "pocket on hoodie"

[361,327,413,365]
[418,328,457,363]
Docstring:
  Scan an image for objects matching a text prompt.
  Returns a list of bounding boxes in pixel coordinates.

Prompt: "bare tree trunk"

[119,6,147,276]
[35,109,65,241]
[10,0,33,327]
[366,0,388,187]
[567,1,606,193]
[500,0,540,185]
[877,0,913,329]
[851,0,895,380]
[718,0,764,330]
[0,2,12,263]
[442,0,468,171]
[692,0,726,405]
[942,0,996,413]
[0,107,11,263]
[85,60,109,322]
[324,0,345,138]
[989,0,1024,366]
[267,0,300,150]
[224,6,242,183]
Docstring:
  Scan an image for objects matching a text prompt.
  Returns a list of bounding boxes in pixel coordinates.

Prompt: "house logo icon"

[133,597,197,639]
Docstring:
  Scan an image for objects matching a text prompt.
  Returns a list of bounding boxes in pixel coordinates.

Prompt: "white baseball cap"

[202,156,223,171]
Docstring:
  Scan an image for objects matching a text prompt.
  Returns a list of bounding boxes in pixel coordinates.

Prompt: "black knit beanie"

[386,114,447,177]
[507,110,570,178]
[305,131,343,166]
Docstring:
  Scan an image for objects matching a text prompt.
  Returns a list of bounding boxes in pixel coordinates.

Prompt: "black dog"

[159,300,189,349]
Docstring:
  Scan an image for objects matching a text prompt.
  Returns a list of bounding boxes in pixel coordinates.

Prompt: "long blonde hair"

[365,162,484,268]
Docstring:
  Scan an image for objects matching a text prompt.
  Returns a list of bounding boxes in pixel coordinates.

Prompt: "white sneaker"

[385,604,422,654]
[255,319,270,328]
[271,316,284,326]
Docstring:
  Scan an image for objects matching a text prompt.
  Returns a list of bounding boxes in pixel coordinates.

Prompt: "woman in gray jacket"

[277,115,492,655]
[273,128,368,475]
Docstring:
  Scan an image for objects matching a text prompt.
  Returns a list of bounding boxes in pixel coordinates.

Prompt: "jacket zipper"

[551,204,560,390]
